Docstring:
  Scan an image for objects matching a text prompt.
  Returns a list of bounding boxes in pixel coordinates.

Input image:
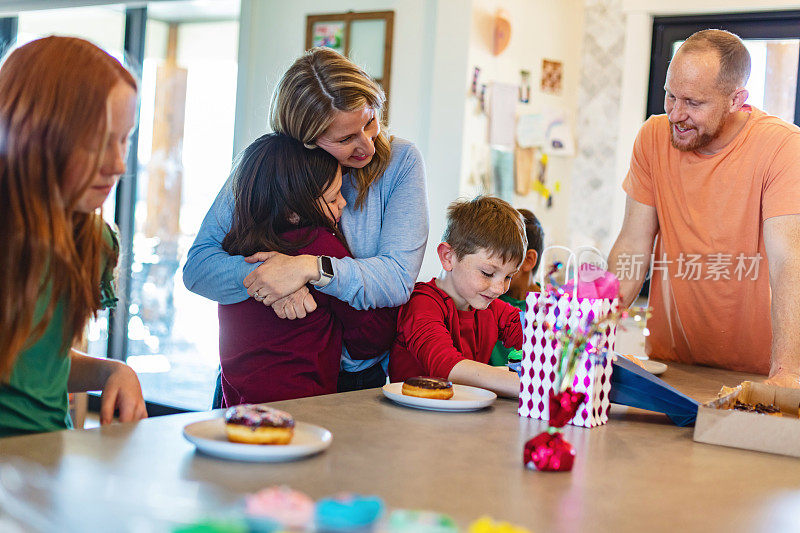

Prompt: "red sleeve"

[299,229,398,359]
[494,300,522,349]
[396,290,465,379]
[331,302,398,359]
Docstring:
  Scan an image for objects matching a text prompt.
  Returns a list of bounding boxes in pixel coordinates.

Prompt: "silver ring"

[253,291,264,301]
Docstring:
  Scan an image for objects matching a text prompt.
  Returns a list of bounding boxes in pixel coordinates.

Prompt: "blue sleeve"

[317,143,429,310]
[182,175,257,305]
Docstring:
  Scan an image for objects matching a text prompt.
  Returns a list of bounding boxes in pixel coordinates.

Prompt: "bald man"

[608,29,800,387]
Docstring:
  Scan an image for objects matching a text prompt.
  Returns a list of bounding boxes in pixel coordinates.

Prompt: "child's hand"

[100,362,148,425]
[272,287,318,319]
[244,251,278,264]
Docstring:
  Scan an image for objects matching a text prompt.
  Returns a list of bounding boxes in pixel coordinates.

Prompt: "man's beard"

[669,113,727,152]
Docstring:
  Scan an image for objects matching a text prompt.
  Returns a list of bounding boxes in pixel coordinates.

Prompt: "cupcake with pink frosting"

[245,486,314,532]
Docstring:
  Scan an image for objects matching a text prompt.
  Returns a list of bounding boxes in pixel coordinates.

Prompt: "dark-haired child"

[489,208,545,367]
[389,196,526,397]
[217,133,397,405]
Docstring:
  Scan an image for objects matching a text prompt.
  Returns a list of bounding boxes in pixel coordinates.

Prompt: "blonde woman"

[0,37,147,436]
[184,48,428,393]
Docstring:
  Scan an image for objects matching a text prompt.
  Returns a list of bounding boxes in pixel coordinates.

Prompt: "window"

[125,12,239,411]
[648,10,800,126]
[18,4,126,54]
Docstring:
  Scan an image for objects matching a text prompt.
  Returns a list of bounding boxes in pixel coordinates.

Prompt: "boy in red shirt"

[389,196,526,397]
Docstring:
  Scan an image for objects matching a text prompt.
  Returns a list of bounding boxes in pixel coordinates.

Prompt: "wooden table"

[1,363,799,532]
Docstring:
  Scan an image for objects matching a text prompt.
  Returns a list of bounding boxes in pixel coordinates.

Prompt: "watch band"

[310,255,334,288]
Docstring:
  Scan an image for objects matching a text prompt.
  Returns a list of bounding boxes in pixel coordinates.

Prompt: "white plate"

[381,382,497,412]
[183,418,332,462]
[642,360,668,375]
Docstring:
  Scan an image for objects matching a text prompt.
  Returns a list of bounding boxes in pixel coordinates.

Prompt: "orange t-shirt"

[622,106,800,374]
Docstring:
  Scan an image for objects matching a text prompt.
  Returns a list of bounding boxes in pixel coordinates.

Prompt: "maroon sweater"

[389,279,522,382]
[218,227,398,405]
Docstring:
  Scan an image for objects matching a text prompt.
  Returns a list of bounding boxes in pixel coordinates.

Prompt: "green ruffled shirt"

[489,294,526,366]
[0,225,118,438]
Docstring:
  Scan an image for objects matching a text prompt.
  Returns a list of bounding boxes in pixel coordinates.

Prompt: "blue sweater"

[183,137,429,372]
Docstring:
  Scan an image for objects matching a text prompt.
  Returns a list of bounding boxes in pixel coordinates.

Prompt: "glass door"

[127,11,239,410]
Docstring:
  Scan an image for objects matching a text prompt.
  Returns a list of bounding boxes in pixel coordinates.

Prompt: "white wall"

[234,0,435,155]
[468,0,584,244]
[424,0,586,278]
[419,0,474,280]
[15,4,125,52]
[455,0,585,257]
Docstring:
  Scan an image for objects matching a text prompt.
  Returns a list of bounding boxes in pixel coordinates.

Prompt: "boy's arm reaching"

[398,292,520,398]
[446,300,523,398]
[448,359,520,398]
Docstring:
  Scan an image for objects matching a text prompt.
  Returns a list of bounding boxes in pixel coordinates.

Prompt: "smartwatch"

[310,255,334,287]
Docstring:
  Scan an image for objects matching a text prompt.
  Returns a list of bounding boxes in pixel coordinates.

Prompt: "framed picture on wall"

[311,21,345,53]
[306,10,394,119]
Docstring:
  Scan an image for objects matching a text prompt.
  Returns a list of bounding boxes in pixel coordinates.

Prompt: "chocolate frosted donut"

[404,377,453,390]
[225,404,295,444]
[402,376,454,400]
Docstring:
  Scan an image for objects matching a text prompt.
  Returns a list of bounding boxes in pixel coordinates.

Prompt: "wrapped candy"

[524,431,575,472]
[523,389,585,472]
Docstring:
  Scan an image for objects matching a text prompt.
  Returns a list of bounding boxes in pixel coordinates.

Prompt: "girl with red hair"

[0,36,147,436]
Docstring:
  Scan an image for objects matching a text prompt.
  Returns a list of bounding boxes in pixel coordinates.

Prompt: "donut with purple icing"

[224,404,295,444]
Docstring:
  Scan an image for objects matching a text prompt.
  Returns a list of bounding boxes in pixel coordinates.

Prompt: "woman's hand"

[100,362,148,425]
[243,252,319,305]
[271,286,318,319]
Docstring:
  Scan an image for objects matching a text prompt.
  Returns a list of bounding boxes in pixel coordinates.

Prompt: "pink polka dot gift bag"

[518,246,619,428]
